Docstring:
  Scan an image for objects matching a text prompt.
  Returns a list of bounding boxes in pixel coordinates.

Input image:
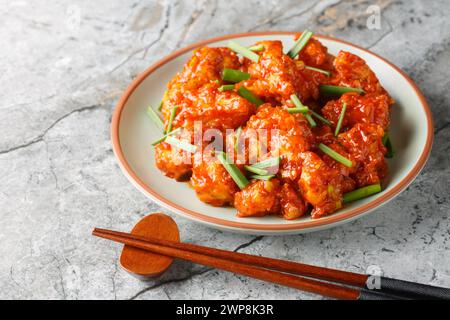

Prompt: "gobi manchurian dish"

[147,30,395,220]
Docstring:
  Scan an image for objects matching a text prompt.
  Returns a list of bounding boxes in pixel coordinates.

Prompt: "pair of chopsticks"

[93,228,450,300]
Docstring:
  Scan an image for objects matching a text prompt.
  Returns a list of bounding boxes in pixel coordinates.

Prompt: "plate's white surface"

[113,33,433,235]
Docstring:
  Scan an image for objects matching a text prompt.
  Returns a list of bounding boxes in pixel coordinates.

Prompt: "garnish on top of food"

[147,30,395,220]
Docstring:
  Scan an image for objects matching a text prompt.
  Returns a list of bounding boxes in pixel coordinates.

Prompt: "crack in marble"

[128,267,212,300]
[367,13,393,49]
[1,94,57,112]
[0,104,103,156]
[107,2,173,74]
[430,268,437,282]
[142,2,172,58]
[51,255,67,300]
[44,140,59,190]
[365,226,386,241]
[111,248,119,300]
[175,0,207,48]
[434,122,450,135]
[233,236,264,252]
[127,235,265,300]
[9,265,21,288]
[162,286,172,300]
[247,1,317,32]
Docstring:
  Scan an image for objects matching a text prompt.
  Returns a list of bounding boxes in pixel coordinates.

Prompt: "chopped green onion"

[237,86,264,106]
[167,106,178,133]
[244,165,269,176]
[320,85,365,96]
[248,44,264,52]
[290,94,305,109]
[146,106,164,131]
[289,94,309,114]
[250,156,281,169]
[310,109,331,125]
[382,133,388,145]
[382,132,395,158]
[250,174,275,181]
[219,84,235,92]
[227,41,260,63]
[151,128,182,146]
[305,113,317,127]
[318,143,353,167]
[305,65,331,76]
[234,126,242,153]
[222,68,251,83]
[159,91,168,111]
[343,184,381,203]
[290,93,329,125]
[287,30,313,59]
[216,152,249,189]
[287,107,309,114]
[334,102,347,136]
[165,136,197,153]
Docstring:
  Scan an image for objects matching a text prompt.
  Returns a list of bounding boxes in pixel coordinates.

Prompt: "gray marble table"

[1,0,449,300]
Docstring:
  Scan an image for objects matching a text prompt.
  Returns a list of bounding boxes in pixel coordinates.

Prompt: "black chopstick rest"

[369,277,450,300]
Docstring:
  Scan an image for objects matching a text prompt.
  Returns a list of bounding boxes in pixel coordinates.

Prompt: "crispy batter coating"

[331,51,391,98]
[279,183,309,220]
[243,104,313,182]
[174,82,256,130]
[162,47,246,130]
[322,92,391,130]
[320,142,357,177]
[338,123,387,187]
[243,41,315,103]
[312,126,357,193]
[234,179,281,217]
[154,142,193,181]
[297,36,329,68]
[190,156,240,207]
[298,152,344,219]
[169,47,240,91]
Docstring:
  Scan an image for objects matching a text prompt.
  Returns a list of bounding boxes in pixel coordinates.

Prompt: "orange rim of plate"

[111,31,434,231]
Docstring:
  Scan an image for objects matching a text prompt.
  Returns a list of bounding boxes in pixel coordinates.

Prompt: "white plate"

[111,32,433,235]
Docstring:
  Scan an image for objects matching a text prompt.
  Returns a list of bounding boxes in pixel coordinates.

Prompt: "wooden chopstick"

[92,228,399,300]
[94,227,367,286]
[94,228,450,300]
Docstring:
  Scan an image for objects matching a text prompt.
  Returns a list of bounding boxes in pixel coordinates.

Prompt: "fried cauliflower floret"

[312,126,357,193]
[320,142,357,177]
[279,183,308,220]
[169,47,240,91]
[161,47,242,127]
[243,41,315,103]
[154,143,193,181]
[173,82,256,130]
[154,128,195,181]
[322,92,391,130]
[234,179,281,217]
[190,156,240,207]
[243,104,313,182]
[338,123,387,187]
[330,51,391,97]
[298,152,344,219]
[297,35,329,68]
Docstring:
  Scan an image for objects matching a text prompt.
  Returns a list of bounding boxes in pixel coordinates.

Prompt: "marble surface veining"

[1,0,449,300]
